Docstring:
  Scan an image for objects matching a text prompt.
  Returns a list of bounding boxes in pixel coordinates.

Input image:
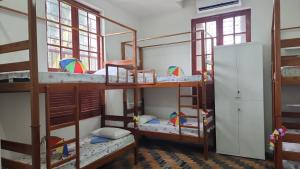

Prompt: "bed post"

[28,0,40,168]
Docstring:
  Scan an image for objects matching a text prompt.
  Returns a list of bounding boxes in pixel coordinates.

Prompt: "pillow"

[90,136,112,144]
[94,67,129,76]
[91,127,131,139]
[139,115,157,125]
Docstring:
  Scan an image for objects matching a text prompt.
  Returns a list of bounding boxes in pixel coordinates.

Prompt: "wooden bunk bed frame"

[120,30,216,160]
[0,1,141,168]
[272,0,300,168]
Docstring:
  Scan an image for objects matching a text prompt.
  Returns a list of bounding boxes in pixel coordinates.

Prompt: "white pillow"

[139,115,157,125]
[91,127,131,139]
[94,67,128,76]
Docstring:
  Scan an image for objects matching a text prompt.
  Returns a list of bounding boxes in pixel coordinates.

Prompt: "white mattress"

[0,71,203,84]
[14,134,135,169]
[283,129,300,169]
[128,118,214,137]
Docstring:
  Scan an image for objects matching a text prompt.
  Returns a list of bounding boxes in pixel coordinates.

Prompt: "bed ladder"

[178,83,201,138]
[45,85,80,169]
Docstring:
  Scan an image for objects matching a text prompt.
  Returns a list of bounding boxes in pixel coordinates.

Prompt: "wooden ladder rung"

[0,40,29,54]
[50,105,76,112]
[50,138,76,150]
[51,154,77,168]
[180,125,199,129]
[283,122,300,130]
[180,95,198,98]
[282,112,300,118]
[50,121,76,131]
[281,38,300,48]
[283,133,300,143]
[282,151,300,161]
[0,61,31,73]
[180,105,197,109]
[0,82,32,92]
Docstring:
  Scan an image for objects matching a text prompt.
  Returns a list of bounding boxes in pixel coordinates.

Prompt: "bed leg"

[134,146,138,165]
[204,132,209,160]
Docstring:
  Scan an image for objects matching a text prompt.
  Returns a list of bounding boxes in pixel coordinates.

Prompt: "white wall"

[0,0,140,158]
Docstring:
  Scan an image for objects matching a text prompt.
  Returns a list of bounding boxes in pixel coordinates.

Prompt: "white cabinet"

[215,42,265,160]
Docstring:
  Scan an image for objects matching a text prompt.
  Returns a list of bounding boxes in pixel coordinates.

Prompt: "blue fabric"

[90,136,111,144]
[147,119,160,124]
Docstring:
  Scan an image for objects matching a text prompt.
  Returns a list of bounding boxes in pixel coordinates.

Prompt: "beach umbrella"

[168,66,184,76]
[59,58,86,73]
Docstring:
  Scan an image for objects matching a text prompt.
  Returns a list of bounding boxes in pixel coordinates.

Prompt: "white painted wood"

[215,42,265,160]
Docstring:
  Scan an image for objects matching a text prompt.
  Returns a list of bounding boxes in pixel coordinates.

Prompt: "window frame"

[191,9,251,75]
[46,0,104,73]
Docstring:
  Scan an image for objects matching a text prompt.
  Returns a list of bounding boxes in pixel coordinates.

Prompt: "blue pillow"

[90,136,111,144]
[147,119,160,124]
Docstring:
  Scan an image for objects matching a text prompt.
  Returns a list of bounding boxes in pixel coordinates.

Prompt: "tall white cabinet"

[214,42,265,160]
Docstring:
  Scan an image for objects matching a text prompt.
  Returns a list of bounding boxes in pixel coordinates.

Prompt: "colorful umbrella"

[59,58,86,74]
[168,66,184,76]
[169,112,187,126]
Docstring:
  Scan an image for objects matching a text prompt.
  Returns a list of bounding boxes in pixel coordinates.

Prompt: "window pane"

[235,15,246,33]
[205,39,212,55]
[47,22,60,45]
[61,48,73,59]
[90,53,98,71]
[48,45,60,68]
[89,34,97,52]
[196,56,202,71]
[60,2,71,26]
[235,34,246,44]
[223,35,234,45]
[88,13,97,33]
[79,31,88,50]
[196,40,202,56]
[61,26,72,48]
[46,0,59,22]
[206,55,212,71]
[206,21,216,37]
[223,17,234,35]
[80,51,89,69]
[79,10,88,31]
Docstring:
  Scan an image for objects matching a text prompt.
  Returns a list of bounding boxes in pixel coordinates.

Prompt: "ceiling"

[107,0,186,19]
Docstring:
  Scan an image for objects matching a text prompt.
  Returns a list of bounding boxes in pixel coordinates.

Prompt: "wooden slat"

[50,121,75,131]
[0,40,29,54]
[50,105,76,112]
[282,112,300,118]
[181,115,198,118]
[281,38,300,48]
[283,122,300,130]
[283,133,300,143]
[281,56,300,66]
[50,138,76,150]
[180,95,198,97]
[1,158,32,169]
[180,105,197,109]
[0,61,31,73]
[181,125,199,129]
[282,151,300,161]
[51,154,76,168]
[282,77,300,85]
[0,82,32,92]
[1,139,32,155]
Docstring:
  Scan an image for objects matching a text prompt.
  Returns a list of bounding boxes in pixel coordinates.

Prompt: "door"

[238,100,265,159]
[236,43,264,101]
[215,46,239,155]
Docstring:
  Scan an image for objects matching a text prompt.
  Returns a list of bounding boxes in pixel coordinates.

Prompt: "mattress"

[283,129,300,169]
[0,71,203,84]
[281,67,300,77]
[14,134,135,169]
[128,118,214,137]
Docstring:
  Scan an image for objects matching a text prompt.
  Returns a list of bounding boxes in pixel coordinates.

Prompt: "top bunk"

[272,0,300,85]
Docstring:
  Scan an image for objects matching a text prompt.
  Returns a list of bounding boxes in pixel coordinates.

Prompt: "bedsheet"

[283,129,300,169]
[282,67,300,77]
[14,134,135,169]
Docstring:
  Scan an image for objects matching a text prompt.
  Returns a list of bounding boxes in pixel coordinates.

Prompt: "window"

[46,0,103,72]
[192,9,251,74]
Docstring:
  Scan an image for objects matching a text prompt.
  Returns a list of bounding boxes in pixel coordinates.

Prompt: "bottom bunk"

[4,134,135,169]
[282,129,300,169]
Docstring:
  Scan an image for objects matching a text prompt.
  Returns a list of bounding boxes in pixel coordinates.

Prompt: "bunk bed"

[0,1,150,168]
[121,30,216,160]
[272,0,300,168]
